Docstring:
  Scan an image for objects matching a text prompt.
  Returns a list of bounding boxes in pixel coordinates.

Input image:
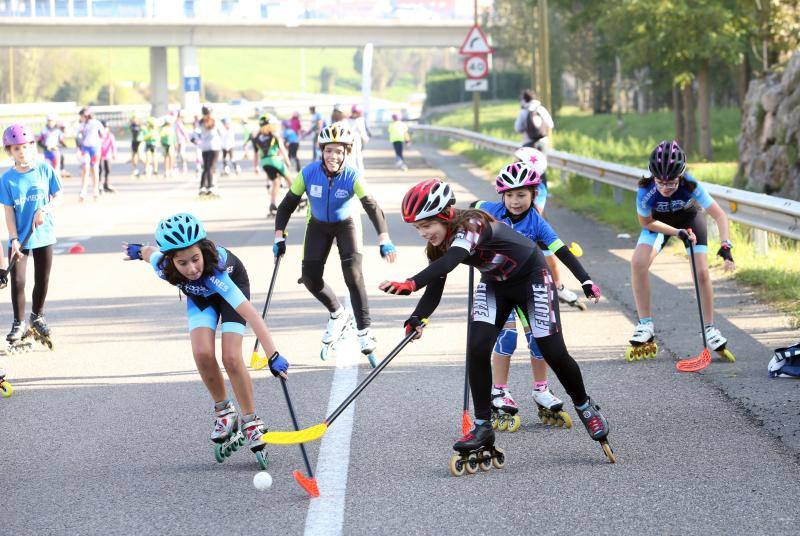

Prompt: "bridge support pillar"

[179,46,201,115]
[149,46,169,118]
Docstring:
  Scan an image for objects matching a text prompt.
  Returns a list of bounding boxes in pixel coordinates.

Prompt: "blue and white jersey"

[475,200,564,253]
[150,246,247,309]
[636,174,713,219]
[0,161,62,249]
[290,160,370,223]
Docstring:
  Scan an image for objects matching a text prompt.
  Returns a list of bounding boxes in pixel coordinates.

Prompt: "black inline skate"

[449,421,506,477]
[28,313,54,351]
[575,397,616,463]
[5,319,32,354]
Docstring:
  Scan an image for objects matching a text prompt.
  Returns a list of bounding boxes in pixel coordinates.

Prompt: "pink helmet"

[351,104,362,114]
[495,161,541,194]
[3,124,35,147]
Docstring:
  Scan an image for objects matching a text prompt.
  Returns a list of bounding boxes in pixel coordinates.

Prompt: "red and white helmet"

[495,161,542,193]
[513,147,547,177]
[402,179,456,223]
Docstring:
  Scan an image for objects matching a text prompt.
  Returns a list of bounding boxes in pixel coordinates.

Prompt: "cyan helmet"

[155,213,207,252]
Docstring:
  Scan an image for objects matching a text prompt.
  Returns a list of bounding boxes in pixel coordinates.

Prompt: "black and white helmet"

[318,122,354,147]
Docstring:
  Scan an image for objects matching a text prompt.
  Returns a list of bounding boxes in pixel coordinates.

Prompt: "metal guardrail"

[411,124,800,242]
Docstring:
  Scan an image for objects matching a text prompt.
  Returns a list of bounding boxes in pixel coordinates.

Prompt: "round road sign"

[464,54,489,79]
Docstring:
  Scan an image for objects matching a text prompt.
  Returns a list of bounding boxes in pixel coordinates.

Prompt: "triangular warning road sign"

[459,25,493,55]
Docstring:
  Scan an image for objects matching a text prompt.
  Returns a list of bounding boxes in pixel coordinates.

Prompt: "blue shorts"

[81,145,100,165]
[187,294,247,335]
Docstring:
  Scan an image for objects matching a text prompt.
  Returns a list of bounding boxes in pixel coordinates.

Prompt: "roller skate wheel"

[491,447,505,469]
[214,443,226,463]
[507,415,521,433]
[478,451,493,471]
[256,450,269,470]
[576,301,587,311]
[601,441,616,464]
[490,415,498,430]
[448,454,466,477]
[465,453,479,474]
[624,347,635,362]
[497,416,508,432]
[717,348,736,363]
[0,380,12,398]
[366,353,377,368]
[561,412,573,429]
[320,345,331,361]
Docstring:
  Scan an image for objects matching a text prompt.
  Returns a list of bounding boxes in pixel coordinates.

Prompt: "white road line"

[304,306,359,536]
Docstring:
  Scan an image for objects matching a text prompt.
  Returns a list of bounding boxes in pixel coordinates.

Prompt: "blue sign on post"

[183,76,201,92]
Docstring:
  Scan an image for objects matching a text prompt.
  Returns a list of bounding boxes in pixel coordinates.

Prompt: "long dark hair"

[157,239,221,286]
[425,208,495,261]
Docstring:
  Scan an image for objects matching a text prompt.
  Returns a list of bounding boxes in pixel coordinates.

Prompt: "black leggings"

[288,142,300,171]
[9,245,53,321]
[100,159,111,185]
[469,266,588,420]
[392,141,404,159]
[301,217,370,330]
[201,150,219,189]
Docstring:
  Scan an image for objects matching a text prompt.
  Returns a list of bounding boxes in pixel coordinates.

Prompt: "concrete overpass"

[0,17,472,116]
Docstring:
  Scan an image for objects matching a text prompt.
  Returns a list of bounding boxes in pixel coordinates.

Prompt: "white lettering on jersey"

[310,184,323,198]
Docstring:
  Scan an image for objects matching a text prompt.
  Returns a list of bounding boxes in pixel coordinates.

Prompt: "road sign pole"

[473,0,479,131]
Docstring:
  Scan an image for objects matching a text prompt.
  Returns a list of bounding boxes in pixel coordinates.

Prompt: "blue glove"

[273,236,286,258]
[268,351,289,377]
[126,243,143,260]
[379,241,396,258]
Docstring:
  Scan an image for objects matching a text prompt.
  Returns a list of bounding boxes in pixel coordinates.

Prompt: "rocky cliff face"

[738,51,800,199]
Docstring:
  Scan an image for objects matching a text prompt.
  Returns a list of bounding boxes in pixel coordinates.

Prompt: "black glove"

[676,229,691,246]
[0,268,7,290]
[717,243,733,262]
[404,315,424,337]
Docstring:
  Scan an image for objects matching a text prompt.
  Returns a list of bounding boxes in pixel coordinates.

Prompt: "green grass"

[429,102,800,325]
[56,47,417,102]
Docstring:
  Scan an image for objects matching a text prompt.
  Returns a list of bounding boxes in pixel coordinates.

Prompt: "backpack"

[525,106,546,143]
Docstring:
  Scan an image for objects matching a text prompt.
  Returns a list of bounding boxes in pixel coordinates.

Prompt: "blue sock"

[474,419,487,426]
[576,400,590,411]
[638,317,653,325]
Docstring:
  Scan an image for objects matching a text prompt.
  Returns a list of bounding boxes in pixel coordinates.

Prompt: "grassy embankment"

[429,101,800,325]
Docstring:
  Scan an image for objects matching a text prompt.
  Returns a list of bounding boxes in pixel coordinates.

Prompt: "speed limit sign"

[464,54,489,79]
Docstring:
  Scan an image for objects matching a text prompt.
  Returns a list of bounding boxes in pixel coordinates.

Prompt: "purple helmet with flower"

[649,140,686,180]
[3,124,35,147]
[495,161,542,194]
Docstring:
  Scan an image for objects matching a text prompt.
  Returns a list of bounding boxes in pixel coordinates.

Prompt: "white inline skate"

[625,321,657,361]
[704,325,736,362]
[5,320,32,355]
[490,385,521,432]
[357,328,378,368]
[320,308,354,361]
[242,415,269,470]
[211,400,245,464]
[533,386,572,428]
[557,284,586,311]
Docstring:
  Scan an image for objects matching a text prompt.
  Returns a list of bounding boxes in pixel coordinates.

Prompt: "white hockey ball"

[253,471,273,490]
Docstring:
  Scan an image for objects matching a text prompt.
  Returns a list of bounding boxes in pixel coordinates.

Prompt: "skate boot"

[78,189,88,203]
[28,313,54,351]
[0,368,12,398]
[242,415,269,470]
[132,168,140,177]
[533,385,572,428]
[356,328,378,368]
[557,284,586,311]
[575,397,616,463]
[198,187,209,198]
[268,202,278,217]
[320,309,354,360]
[704,325,735,362]
[449,421,505,477]
[234,163,241,175]
[211,400,245,463]
[490,386,521,432]
[625,321,657,361]
[6,320,32,354]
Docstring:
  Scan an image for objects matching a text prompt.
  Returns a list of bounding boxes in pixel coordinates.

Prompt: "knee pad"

[340,254,363,285]
[301,260,325,293]
[526,331,544,360]
[493,327,518,357]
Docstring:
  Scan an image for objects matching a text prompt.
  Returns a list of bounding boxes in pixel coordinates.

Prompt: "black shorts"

[263,165,281,181]
[132,140,141,153]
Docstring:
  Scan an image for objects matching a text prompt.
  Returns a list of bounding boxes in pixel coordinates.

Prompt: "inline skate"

[28,313,54,351]
[242,415,269,470]
[625,321,657,361]
[320,309,354,361]
[449,421,505,477]
[575,397,616,463]
[704,325,736,362]
[5,320,32,354]
[533,385,572,428]
[0,368,12,398]
[557,284,586,311]
[490,386,521,432]
[356,328,378,368]
[268,202,278,218]
[211,400,245,464]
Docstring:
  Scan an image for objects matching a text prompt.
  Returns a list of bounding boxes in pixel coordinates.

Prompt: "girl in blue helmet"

[123,213,289,469]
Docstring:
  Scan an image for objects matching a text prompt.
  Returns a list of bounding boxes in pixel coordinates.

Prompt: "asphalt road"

[2,138,798,535]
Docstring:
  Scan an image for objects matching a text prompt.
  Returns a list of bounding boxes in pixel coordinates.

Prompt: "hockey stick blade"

[261,422,328,445]
[676,348,711,372]
[293,471,320,498]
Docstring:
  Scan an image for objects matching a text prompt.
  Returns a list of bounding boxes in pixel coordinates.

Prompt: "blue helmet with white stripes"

[155,213,207,252]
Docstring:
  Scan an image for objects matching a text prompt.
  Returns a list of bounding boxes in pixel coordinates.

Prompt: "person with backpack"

[514,90,554,151]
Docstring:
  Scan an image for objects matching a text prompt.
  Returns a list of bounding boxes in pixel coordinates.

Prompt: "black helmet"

[649,140,686,180]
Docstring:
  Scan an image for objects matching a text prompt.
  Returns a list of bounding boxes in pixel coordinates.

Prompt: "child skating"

[248,114,292,216]
[122,213,290,469]
[99,120,117,193]
[273,123,397,366]
[380,179,615,471]
[628,140,735,362]
[474,160,601,431]
[1,124,63,353]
